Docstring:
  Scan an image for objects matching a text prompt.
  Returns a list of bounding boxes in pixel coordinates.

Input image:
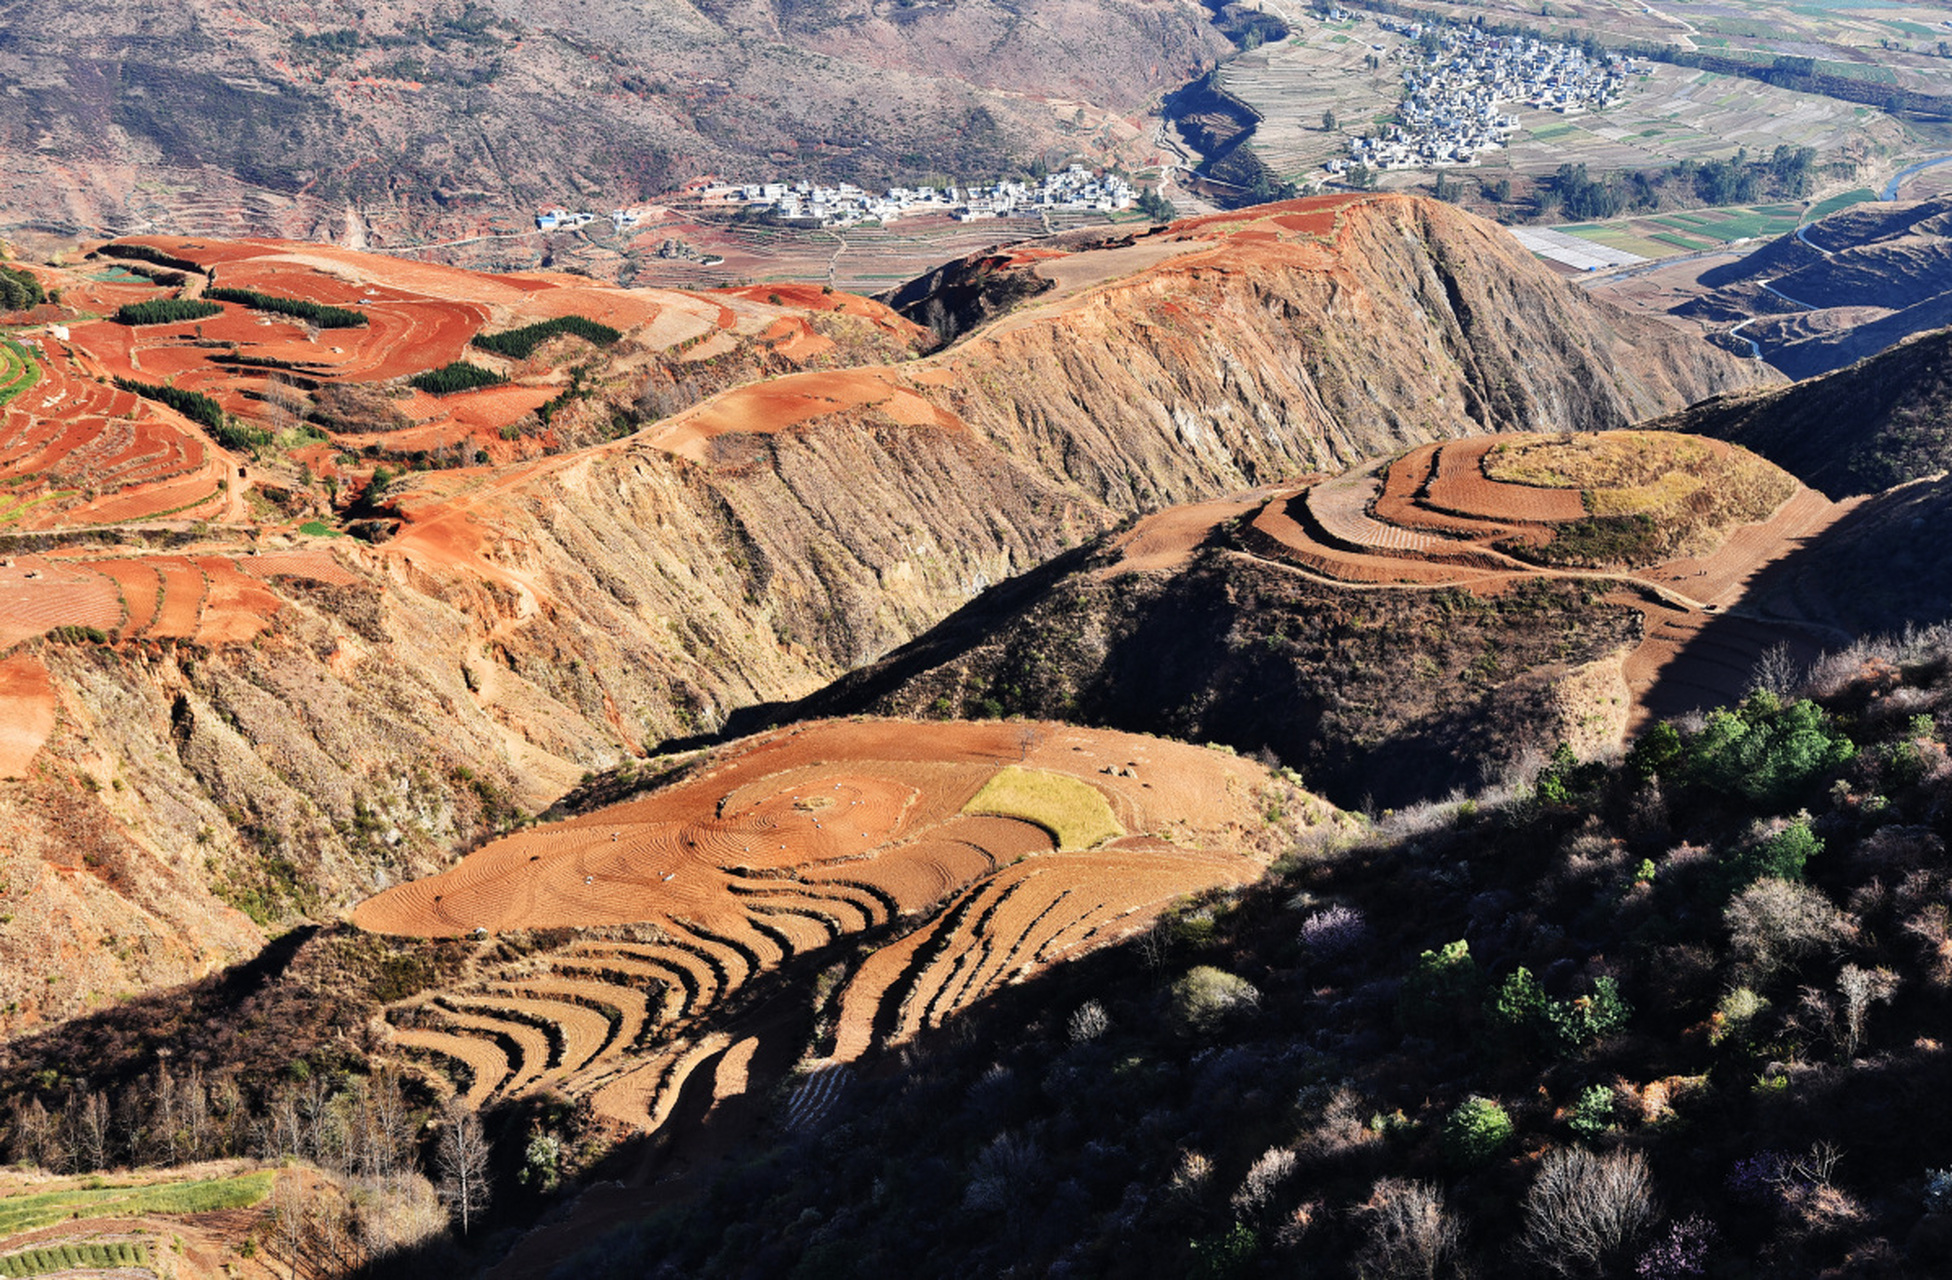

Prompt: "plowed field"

[355,720,1308,1132]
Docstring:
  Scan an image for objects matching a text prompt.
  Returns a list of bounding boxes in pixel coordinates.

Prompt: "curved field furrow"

[423,1004,552,1098]
[1306,466,1432,552]
[946,884,1081,1019]
[1374,442,1518,539]
[791,876,901,924]
[146,557,207,639]
[389,1028,509,1108]
[731,885,876,934]
[692,913,786,971]
[88,559,163,637]
[1422,438,1586,523]
[781,1062,852,1132]
[574,942,718,1011]
[741,903,840,953]
[930,873,1058,1026]
[501,977,645,1064]
[829,921,944,1064]
[908,876,1035,1040]
[713,1036,761,1104]
[803,838,997,912]
[590,1032,732,1131]
[882,882,994,1046]
[551,956,686,1027]
[657,920,751,992]
[1243,493,1493,585]
[455,994,615,1076]
[0,561,125,647]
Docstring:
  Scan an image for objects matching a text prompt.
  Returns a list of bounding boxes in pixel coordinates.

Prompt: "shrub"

[1298,905,1370,959]
[472,315,623,360]
[1441,1096,1512,1169]
[1708,987,1770,1049]
[1567,1085,1615,1141]
[0,264,44,311]
[204,286,366,328]
[1635,1214,1718,1280]
[1230,1147,1297,1219]
[1923,1167,1952,1213]
[113,377,224,434]
[99,242,207,274]
[1718,815,1822,894]
[1401,939,1480,1029]
[1188,1222,1258,1279]
[1171,966,1261,1036]
[409,361,504,395]
[1683,693,1856,809]
[1486,966,1548,1053]
[1486,967,1629,1059]
[1725,878,1852,981]
[1544,977,1632,1055]
[1520,1147,1658,1278]
[1355,1177,1463,1280]
[1067,1000,1110,1045]
[113,298,222,325]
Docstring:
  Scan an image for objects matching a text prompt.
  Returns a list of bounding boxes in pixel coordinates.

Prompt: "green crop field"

[0,1171,274,1237]
[0,340,42,408]
[1808,187,1879,217]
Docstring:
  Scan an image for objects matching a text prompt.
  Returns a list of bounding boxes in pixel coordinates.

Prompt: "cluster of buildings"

[534,208,643,232]
[704,165,1136,227]
[1331,21,1637,173]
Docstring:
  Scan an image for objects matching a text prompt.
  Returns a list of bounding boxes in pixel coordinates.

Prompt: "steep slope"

[0,0,1228,244]
[766,430,1837,808]
[1654,327,1952,498]
[0,195,1767,1028]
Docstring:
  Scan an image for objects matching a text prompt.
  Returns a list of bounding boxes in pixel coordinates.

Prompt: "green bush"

[99,242,207,274]
[410,361,504,395]
[1442,1096,1513,1168]
[205,286,366,328]
[1400,939,1480,1028]
[113,377,225,434]
[1684,693,1856,809]
[1567,1085,1615,1140]
[1719,815,1822,894]
[1486,966,1548,1052]
[473,315,622,360]
[1170,965,1261,1036]
[1486,968,1631,1059]
[0,264,45,311]
[113,298,223,326]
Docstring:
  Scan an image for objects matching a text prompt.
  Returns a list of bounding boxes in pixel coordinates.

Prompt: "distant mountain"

[0,0,1231,242]
[1686,196,1952,378]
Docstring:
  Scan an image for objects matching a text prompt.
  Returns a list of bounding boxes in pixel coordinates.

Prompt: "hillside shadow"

[1640,479,1952,719]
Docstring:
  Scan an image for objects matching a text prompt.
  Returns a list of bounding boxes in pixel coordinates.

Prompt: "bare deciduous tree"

[435,1103,493,1236]
[74,1091,112,1172]
[1519,1147,1657,1279]
[1230,1146,1298,1220]
[1838,964,1900,1060]
[1357,1177,1466,1280]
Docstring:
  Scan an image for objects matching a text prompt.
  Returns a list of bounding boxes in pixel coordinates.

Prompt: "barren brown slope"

[0,196,1763,1027]
[0,0,1227,248]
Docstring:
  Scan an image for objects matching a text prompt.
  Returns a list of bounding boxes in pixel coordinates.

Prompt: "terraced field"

[1214,430,1853,731]
[353,720,1309,1135]
[0,546,355,649]
[0,337,228,529]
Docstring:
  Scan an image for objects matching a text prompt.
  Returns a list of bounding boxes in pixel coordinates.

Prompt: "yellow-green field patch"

[963,767,1124,850]
[0,1170,274,1237]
